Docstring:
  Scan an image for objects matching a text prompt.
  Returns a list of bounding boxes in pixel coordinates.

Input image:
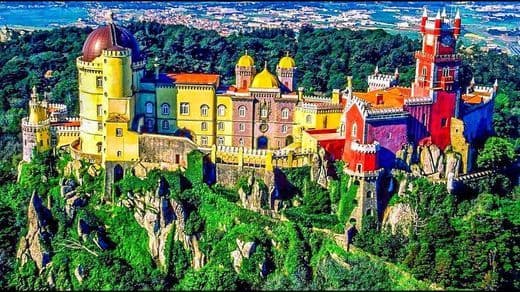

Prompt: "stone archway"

[113,164,124,182]
[285,135,294,146]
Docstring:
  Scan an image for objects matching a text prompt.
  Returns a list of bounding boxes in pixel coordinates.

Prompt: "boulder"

[238,175,268,212]
[382,203,416,236]
[74,265,86,283]
[230,239,257,273]
[16,191,55,271]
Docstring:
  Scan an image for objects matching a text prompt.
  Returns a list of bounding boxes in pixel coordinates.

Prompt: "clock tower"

[413,7,462,150]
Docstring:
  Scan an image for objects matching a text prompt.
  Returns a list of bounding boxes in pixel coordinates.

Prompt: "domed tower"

[22,86,50,161]
[276,52,297,92]
[76,14,145,163]
[235,50,256,90]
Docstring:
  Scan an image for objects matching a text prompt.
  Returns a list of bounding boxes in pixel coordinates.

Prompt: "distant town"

[0,1,519,55]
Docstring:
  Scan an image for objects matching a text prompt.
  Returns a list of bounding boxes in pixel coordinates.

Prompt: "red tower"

[412,8,461,150]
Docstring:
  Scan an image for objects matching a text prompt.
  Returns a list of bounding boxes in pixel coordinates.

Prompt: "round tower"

[22,87,50,161]
[76,18,145,160]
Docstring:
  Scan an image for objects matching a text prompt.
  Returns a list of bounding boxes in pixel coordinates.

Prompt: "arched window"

[367,191,373,198]
[200,136,208,146]
[351,123,357,137]
[200,104,209,117]
[442,67,449,77]
[97,142,102,153]
[217,104,226,116]
[161,103,170,115]
[201,122,208,131]
[281,108,289,119]
[239,138,244,146]
[239,123,245,132]
[306,114,312,124]
[261,107,268,118]
[180,103,189,115]
[422,66,427,76]
[217,136,224,145]
[340,123,345,136]
[281,124,287,133]
[146,119,153,130]
[238,106,246,117]
[218,122,224,131]
[145,102,154,114]
[162,120,169,130]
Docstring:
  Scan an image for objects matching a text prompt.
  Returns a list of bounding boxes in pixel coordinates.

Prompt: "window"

[387,132,392,139]
[367,191,373,198]
[306,114,312,124]
[117,150,122,157]
[116,128,123,137]
[180,103,189,115]
[351,123,357,137]
[281,108,289,119]
[39,140,43,147]
[422,66,427,76]
[261,107,268,118]
[366,208,373,216]
[281,124,287,133]
[145,102,154,114]
[218,122,224,131]
[97,142,102,153]
[200,104,209,117]
[217,136,224,145]
[239,123,245,132]
[217,104,226,116]
[239,138,244,146]
[97,104,103,116]
[98,122,103,131]
[442,67,449,77]
[147,119,153,130]
[421,113,427,123]
[96,76,103,88]
[340,123,345,136]
[441,118,448,128]
[201,136,208,146]
[161,103,170,115]
[175,154,180,164]
[238,106,246,117]
[162,120,169,130]
[356,163,362,172]
[201,122,207,131]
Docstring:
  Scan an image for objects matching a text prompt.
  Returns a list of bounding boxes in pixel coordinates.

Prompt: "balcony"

[414,51,461,63]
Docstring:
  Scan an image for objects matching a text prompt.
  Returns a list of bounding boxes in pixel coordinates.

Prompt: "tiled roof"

[167,73,220,85]
[462,92,490,104]
[354,87,412,109]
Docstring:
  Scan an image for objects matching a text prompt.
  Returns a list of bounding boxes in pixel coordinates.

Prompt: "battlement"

[415,51,461,63]
[344,167,382,180]
[303,95,332,102]
[351,141,380,154]
[22,117,50,127]
[297,102,343,113]
[76,56,104,69]
[102,48,131,58]
[473,85,493,94]
[404,96,434,106]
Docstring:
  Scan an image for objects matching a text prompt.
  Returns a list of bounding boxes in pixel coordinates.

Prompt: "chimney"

[376,93,384,105]
[332,89,340,104]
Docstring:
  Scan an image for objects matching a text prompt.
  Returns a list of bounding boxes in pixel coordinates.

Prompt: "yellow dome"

[251,66,279,88]
[278,56,296,69]
[237,53,254,67]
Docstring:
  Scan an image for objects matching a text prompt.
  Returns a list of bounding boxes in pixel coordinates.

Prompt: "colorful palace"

[22,8,496,226]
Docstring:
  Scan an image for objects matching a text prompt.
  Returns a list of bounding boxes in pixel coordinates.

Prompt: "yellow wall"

[56,133,78,148]
[450,117,469,174]
[216,94,233,146]
[36,127,51,152]
[301,130,318,153]
[104,122,139,162]
[292,109,341,142]
[176,85,216,147]
[77,55,104,156]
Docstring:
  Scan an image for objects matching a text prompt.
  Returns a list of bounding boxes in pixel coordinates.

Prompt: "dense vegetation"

[0,21,518,290]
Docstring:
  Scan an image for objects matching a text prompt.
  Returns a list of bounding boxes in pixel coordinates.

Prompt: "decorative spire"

[374,65,379,75]
[470,77,475,85]
[285,51,289,57]
[264,61,267,70]
[106,10,114,24]
[31,86,37,101]
[435,9,441,19]
[455,8,460,19]
[245,49,248,55]
[493,79,498,88]
[395,67,399,75]
[422,7,428,18]
[441,7,447,18]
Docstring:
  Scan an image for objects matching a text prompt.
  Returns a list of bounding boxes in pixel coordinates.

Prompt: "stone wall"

[138,133,197,167]
[216,164,267,186]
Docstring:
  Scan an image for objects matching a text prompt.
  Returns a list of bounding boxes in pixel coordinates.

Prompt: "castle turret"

[420,7,428,34]
[235,50,256,90]
[22,86,51,161]
[276,51,297,92]
[453,9,461,38]
[434,9,442,35]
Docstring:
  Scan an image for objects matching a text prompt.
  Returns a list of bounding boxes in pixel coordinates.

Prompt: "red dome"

[82,23,141,62]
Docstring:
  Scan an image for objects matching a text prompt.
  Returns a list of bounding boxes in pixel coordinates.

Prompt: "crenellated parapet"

[351,141,380,154]
[296,102,343,114]
[404,96,434,106]
[367,74,396,91]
